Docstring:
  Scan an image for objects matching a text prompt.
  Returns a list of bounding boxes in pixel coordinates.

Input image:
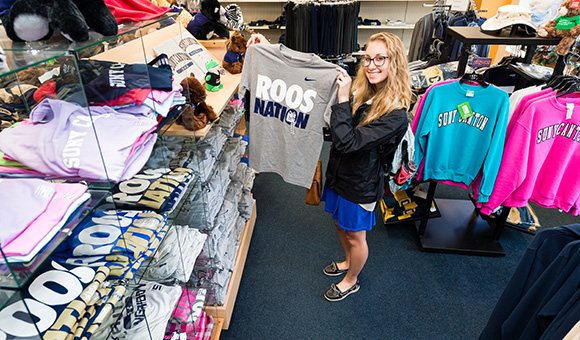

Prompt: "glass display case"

[0,14,255,339]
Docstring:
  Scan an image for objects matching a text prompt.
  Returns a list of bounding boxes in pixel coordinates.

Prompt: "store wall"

[476,0,515,63]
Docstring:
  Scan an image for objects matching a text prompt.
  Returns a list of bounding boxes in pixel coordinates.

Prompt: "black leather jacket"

[325,102,407,204]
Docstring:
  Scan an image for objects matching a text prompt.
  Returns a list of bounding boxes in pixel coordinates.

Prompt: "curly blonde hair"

[351,32,411,126]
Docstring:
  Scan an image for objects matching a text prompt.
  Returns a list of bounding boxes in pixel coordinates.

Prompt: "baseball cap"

[481,5,536,32]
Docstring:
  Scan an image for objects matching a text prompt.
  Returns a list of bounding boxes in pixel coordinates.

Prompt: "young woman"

[322,32,411,301]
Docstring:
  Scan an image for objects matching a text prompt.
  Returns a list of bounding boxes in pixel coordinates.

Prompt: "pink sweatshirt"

[481,94,580,215]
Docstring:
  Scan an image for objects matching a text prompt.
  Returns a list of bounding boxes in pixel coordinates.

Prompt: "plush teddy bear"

[186,0,230,40]
[2,0,118,42]
[177,73,218,131]
[537,0,580,56]
[222,32,247,74]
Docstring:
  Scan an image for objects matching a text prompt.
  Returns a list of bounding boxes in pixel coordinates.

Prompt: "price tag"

[471,57,492,68]
[566,103,574,119]
[458,101,474,119]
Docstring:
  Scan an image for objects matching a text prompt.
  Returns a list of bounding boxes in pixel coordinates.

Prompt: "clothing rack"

[466,0,488,19]
[284,0,360,57]
[414,27,565,257]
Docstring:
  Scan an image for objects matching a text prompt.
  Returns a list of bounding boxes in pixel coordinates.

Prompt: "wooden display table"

[200,37,229,61]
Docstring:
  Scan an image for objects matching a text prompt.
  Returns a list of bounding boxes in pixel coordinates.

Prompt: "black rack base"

[416,199,505,257]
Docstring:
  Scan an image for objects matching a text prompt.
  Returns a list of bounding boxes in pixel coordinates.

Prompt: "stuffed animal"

[224,4,246,32]
[204,59,224,91]
[2,0,118,42]
[177,73,218,131]
[186,0,230,40]
[222,32,247,74]
[537,0,580,56]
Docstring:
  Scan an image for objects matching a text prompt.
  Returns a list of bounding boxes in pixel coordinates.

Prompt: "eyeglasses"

[363,55,390,67]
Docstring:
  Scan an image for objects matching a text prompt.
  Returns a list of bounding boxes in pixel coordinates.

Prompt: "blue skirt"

[322,186,375,232]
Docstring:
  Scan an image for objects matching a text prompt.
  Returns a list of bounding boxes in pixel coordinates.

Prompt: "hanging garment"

[408,13,434,62]
[480,93,580,215]
[480,224,580,340]
[239,43,339,188]
[284,0,359,56]
[413,80,509,203]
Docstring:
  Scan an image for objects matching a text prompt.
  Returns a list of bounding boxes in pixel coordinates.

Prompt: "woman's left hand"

[336,67,351,104]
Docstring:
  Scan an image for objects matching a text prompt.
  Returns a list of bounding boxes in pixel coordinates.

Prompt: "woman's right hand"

[336,67,351,104]
[246,33,270,47]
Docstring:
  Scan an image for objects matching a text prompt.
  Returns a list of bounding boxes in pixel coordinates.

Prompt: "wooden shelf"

[220,0,286,2]
[249,26,286,30]
[199,38,229,50]
[210,318,224,340]
[163,71,241,138]
[204,200,257,330]
[358,24,414,30]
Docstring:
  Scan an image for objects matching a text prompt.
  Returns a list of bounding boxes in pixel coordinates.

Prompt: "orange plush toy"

[222,32,247,74]
[178,73,218,131]
[537,0,580,56]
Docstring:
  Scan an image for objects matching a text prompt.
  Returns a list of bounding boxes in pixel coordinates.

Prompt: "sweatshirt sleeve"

[330,102,407,153]
[477,91,509,203]
[480,119,532,215]
[412,89,435,172]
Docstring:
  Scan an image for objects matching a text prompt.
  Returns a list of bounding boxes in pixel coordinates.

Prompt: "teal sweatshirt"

[413,80,509,202]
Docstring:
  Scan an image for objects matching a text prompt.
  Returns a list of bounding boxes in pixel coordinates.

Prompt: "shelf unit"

[204,201,256,330]
[0,15,255,340]
[222,0,431,49]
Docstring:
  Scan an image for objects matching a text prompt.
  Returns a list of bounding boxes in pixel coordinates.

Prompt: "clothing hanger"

[544,52,580,87]
[459,71,489,88]
[556,78,580,98]
[548,75,578,92]
[554,76,580,96]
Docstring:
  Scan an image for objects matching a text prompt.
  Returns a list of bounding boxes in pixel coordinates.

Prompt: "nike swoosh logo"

[304,77,316,81]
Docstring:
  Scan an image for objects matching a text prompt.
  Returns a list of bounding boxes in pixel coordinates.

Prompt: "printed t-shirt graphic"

[239,43,339,188]
[0,98,158,182]
[72,58,173,105]
[0,261,98,339]
[106,167,194,212]
[78,284,126,340]
[90,281,182,340]
[54,210,167,274]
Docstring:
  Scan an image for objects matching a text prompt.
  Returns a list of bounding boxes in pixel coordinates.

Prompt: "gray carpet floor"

[220,142,580,340]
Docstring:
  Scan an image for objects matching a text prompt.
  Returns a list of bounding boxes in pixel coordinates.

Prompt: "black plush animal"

[2,0,118,42]
[186,0,230,40]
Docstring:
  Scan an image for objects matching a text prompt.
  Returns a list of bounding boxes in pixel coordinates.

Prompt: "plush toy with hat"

[480,5,537,34]
[537,0,580,56]
[222,32,247,74]
[204,59,224,91]
[1,0,118,42]
[186,0,230,40]
[178,73,218,131]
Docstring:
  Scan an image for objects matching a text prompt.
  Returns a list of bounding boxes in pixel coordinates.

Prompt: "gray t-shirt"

[240,44,339,188]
